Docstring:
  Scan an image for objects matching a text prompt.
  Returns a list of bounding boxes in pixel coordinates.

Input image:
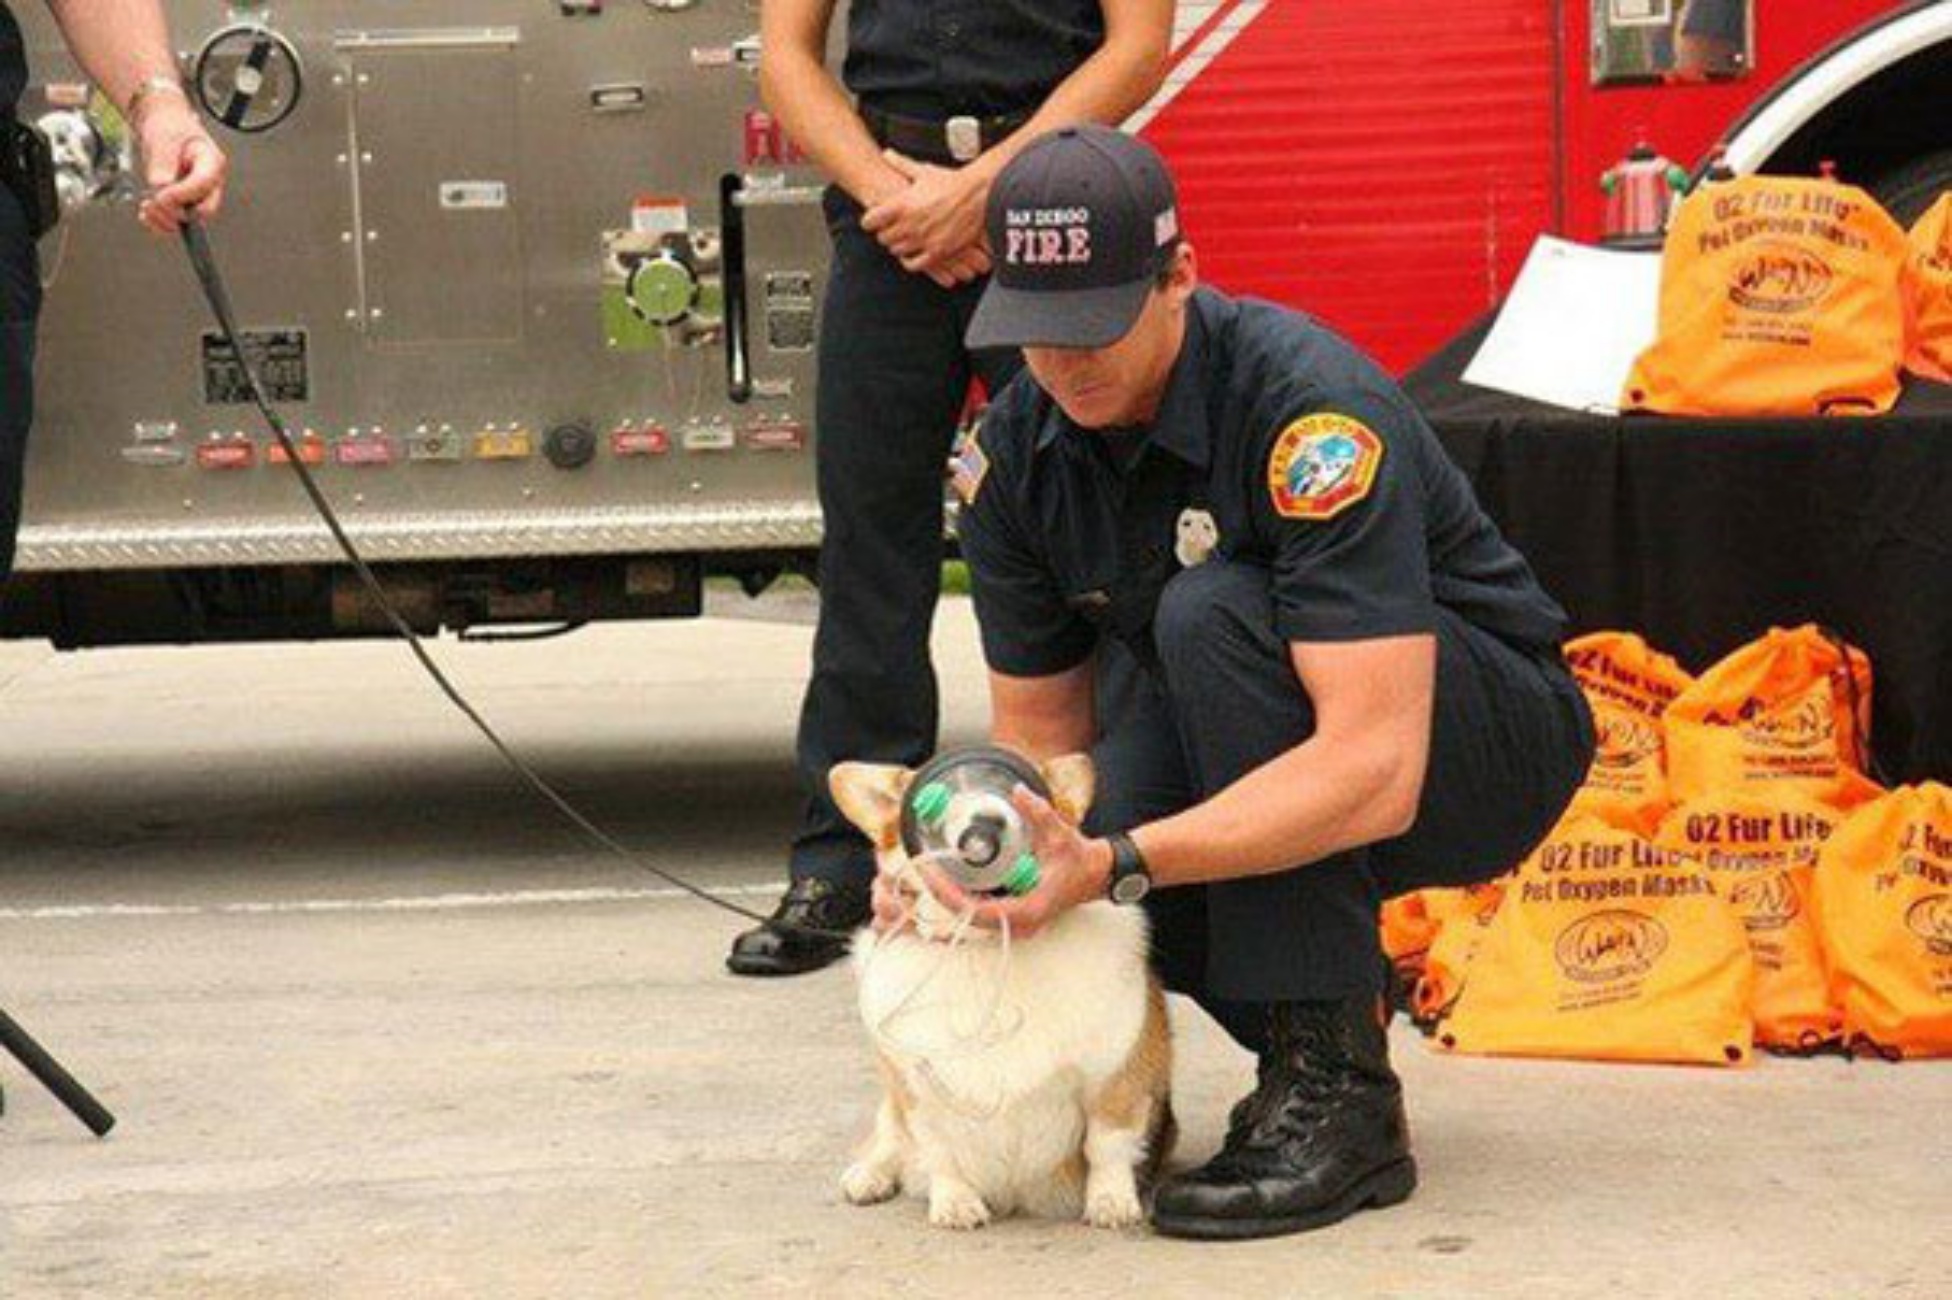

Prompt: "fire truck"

[3,1,1945,647]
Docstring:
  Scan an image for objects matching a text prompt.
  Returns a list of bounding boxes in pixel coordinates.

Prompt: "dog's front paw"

[927,1184,992,1231]
[1084,1185,1146,1230]
[840,1161,901,1206]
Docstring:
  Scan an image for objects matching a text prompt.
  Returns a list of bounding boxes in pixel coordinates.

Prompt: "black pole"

[0,1006,115,1137]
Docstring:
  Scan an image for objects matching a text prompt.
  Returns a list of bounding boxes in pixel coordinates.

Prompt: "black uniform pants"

[792,186,1022,885]
[1085,561,1595,1054]
[0,172,40,586]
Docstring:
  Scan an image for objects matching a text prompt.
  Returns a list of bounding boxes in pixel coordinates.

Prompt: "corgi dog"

[828,754,1174,1231]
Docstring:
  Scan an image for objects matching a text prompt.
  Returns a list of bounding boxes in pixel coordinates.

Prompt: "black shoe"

[725,878,870,977]
[1152,997,1417,1241]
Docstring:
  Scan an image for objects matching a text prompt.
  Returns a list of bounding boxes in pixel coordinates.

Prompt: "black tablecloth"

[1405,320,1952,785]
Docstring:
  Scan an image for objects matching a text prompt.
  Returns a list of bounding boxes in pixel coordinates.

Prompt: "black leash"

[178,223,852,942]
[0,1006,116,1136]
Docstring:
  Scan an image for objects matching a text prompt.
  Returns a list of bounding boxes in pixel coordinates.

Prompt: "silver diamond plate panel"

[14,502,827,572]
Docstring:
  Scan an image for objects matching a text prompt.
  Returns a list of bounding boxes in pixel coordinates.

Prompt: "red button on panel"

[335,437,398,466]
[197,439,256,470]
[612,423,672,457]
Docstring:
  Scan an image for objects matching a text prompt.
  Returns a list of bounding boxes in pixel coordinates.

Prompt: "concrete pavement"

[0,596,1943,1299]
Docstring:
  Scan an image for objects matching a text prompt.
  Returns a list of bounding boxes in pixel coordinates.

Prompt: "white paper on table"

[1462,236,1663,415]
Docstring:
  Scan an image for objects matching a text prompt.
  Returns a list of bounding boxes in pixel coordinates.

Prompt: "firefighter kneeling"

[889,127,1594,1240]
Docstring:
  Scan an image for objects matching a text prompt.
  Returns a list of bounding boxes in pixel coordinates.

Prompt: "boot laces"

[1221,1015,1349,1154]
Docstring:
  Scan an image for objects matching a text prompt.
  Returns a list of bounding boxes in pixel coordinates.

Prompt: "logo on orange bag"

[1555,910,1669,984]
[1726,696,1833,755]
[1623,175,1909,416]
[1592,714,1661,770]
[1906,895,1952,957]
[1730,242,1834,316]
[1730,872,1800,932]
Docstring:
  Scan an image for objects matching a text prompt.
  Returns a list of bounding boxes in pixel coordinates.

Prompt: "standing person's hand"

[132,89,228,234]
[862,151,992,287]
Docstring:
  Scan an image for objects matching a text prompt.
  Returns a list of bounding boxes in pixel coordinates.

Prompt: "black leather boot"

[1152,997,1417,1240]
[725,878,870,977]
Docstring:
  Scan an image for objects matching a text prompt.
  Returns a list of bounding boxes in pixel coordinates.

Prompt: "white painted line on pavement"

[0,883,785,922]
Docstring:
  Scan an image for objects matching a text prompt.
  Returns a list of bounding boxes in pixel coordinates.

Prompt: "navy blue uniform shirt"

[844,0,1105,120]
[956,287,1570,678]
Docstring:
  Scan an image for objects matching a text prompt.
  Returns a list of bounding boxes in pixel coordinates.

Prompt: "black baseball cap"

[966,125,1182,350]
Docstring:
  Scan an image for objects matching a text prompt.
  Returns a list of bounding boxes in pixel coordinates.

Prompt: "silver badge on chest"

[1175,508,1219,568]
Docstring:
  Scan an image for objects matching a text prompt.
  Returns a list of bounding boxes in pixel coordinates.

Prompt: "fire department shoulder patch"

[949,420,990,507]
[1266,414,1384,521]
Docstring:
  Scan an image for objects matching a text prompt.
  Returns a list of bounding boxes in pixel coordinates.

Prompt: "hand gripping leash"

[177,223,854,943]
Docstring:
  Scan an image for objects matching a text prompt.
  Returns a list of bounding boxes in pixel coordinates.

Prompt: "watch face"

[1110,871,1151,906]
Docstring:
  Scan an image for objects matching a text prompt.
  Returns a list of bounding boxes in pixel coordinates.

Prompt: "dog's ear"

[829,762,914,849]
[1040,753,1095,826]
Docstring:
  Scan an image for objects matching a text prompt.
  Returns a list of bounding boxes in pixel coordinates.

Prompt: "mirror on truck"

[1592,0,1754,85]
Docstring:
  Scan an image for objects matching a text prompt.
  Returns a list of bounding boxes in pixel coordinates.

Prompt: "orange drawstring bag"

[1663,626,1873,808]
[1382,891,1444,1000]
[1903,192,1952,382]
[1654,790,1875,1052]
[1623,173,1909,416]
[1810,783,1952,1059]
[1381,891,1442,967]
[1410,881,1507,1029]
[1438,815,1754,1066]
[1564,632,1695,834]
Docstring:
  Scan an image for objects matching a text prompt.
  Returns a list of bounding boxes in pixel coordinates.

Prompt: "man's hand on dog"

[886,785,1114,940]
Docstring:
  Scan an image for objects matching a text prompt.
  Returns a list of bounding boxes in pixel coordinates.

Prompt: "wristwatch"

[1106,832,1153,906]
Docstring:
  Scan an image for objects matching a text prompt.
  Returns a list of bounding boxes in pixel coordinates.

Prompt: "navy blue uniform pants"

[0,174,40,586]
[1085,561,1595,1053]
[792,186,1023,885]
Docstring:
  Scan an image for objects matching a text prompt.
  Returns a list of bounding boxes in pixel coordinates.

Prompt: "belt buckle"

[945,115,982,164]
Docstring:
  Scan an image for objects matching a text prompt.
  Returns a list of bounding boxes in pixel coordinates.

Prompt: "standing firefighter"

[0,1,228,592]
[908,126,1595,1238]
[729,0,1171,976]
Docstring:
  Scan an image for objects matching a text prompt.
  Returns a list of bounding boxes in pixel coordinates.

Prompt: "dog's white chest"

[861,906,1146,1078]
[855,904,1152,1210]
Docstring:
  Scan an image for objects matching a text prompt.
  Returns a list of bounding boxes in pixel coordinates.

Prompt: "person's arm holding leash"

[42,0,229,232]
[863,0,1172,282]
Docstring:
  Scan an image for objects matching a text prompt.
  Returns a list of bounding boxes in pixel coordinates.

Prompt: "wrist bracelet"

[125,74,189,124]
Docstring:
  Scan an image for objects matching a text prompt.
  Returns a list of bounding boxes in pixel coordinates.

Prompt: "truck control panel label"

[201,329,310,406]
